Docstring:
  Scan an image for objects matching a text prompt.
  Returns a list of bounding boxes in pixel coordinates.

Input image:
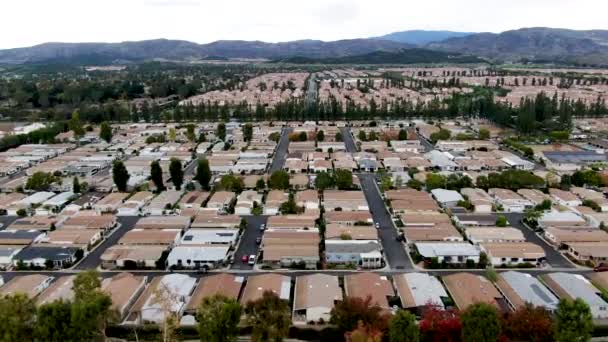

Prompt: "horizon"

[2,26,606,50]
[1,0,606,49]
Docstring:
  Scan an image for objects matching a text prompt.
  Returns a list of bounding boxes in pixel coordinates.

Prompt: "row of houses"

[4,269,608,327]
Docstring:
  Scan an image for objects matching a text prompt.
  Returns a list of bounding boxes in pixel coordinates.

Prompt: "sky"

[1,0,607,49]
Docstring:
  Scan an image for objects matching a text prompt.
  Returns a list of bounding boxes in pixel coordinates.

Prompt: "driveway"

[503,212,574,268]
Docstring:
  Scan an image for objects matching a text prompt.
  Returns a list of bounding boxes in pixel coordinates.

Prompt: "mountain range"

[374,30,475,45]
[0,27,607,66]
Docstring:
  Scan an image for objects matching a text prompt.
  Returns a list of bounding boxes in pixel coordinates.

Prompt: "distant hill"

[426,27,608,65]
[0,38,413,64]
[274,48,485,65]
[2,27,608,66]
[375,30,475,45]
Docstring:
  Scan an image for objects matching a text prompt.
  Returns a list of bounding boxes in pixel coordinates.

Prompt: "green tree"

[151,160,165,192]
[269,171,290,190]
[335,131,343,142]
[316,130,325,142]
[99,121,112,143]
[25,171,57,191]
[269,132,281,143]
[243,123,253,142]
[73,270,102,301]
[389,310,419,342]
[398,129,408,140]
[169,158,184,190]
[460,303,501,342]
[196,159,212,190]
[407,179,423,191]
[246,291,291,342]
[69,110,85,139]
[425,173,446,191]
[112,160,130,192]
[335,169,353,190]
[197,295,242,342]
[34,300,73,342]
[430,128,451,143]
[496,215,508,227]
[73,176,81,193]
[358,130,367,142]
[315,171,335,190]
[0,293,36,342]
[555,298,593,342]
[298,131,308,141]
[217,122,226,141]
[220,174,244,193]
[478,128,490,140]
[380,173,393,192]
[186,124,196,142]
[169,127,177,142]
[255,178,266,191]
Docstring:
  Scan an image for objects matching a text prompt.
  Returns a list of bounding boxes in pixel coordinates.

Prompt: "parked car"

[241,255,249,263]
[259,224,266,231]
[375,222,380,229]
[248,254,256,265]
[255,237,262,244]
[594,263,608,272]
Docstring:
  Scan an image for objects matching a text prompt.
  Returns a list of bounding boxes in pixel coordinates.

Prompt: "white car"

[259,223,266,231]
[375,222,380,229]
[248,254,256,265]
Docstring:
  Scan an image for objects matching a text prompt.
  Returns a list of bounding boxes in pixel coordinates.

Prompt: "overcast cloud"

[1,0,606,49]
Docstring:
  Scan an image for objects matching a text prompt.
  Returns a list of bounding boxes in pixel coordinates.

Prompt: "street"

[74,216,141,270]
[269,127,292,173]
[359,174,414,270]
[415,131,434,152]
[231,215,268,270]
[340,127,358,153]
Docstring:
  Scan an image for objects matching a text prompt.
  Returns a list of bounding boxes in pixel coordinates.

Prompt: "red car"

[241,255,249,263]
[594,263,608,272]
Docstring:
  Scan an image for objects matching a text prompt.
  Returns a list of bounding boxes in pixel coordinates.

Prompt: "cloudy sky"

[1,0,606,49]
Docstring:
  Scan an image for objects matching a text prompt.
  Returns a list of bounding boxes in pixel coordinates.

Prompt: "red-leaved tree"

[419,304,462,342]
[501,303,554,342]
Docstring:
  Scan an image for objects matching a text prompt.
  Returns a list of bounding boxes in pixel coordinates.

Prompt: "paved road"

[340,127,358,153]
[503,213,574,268]
[74,216,141,270]
[415,132,434,152]
[305,77,318,106]
[269,127,292,172]
[0,216,19,229]
[184,158,199,177]
[0,266,586,282]
[359,174,413,270]
[231,215,269,270]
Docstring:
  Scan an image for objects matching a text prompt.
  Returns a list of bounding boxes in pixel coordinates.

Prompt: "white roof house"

[19,192,56,206]
[179,229,239,246]
[415,242,481,263]
[496,271,559,311]
[42,192,75,209]
[538,211,586,228]
[425,150,458,171]
[431,189,464,207]
[394,273,448,309]
[542,272,608,318]
[167,246,230,269]
[140,274,197,324]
